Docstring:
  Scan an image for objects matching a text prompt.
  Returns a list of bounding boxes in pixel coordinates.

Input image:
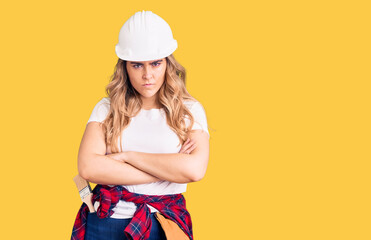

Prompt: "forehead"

[128,58,165,64]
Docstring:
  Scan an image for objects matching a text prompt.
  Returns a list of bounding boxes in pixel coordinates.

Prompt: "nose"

[142,65,153,79]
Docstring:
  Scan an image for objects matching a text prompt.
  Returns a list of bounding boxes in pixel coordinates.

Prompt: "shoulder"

[94,97,110,109]
[183,99,209,136]
[87,97,111,124]
[182,99,208,121]
[183,100,207,116]
[183,99,205,111]
[100,97,110,105]
[183,100,195,110]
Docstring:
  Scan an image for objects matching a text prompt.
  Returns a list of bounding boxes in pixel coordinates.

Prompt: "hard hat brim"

[115,40,178,61]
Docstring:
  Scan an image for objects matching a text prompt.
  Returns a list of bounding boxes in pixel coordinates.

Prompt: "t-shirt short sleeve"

[87,97,110,124]
[185,101,210,137]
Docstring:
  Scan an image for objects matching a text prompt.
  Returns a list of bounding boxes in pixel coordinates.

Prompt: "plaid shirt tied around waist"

[71,184,193,240]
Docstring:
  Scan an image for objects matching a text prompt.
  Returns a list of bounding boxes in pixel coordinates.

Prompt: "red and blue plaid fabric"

[71,184,193,240]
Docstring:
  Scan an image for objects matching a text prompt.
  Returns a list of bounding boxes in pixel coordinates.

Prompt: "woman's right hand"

[179,138,197,154]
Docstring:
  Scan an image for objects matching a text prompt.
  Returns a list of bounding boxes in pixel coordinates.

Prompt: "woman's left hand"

[179,138,197,154]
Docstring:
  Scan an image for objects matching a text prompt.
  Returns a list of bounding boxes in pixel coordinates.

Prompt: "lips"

[143,83,153,86]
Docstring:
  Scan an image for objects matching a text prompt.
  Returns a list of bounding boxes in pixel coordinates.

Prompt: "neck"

[141,95,161,110]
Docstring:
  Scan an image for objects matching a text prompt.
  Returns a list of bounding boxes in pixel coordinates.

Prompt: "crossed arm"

[120,129,210,183]
[78,122,210,185]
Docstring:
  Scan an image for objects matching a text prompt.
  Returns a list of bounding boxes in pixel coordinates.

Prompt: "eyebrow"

[129,60,163,65]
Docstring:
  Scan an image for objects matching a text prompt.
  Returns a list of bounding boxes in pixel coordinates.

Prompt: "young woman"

[71,10,210,240]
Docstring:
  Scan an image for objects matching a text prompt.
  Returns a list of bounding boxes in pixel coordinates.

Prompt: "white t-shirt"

[86,97,209,219]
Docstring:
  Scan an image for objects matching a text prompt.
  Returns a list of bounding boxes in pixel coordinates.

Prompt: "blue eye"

[132,62,160,68]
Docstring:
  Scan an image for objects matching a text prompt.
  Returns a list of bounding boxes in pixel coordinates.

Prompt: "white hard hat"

[115,10,178,61]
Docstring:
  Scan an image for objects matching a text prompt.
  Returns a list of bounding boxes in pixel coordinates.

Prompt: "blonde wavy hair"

[101,54,197,153]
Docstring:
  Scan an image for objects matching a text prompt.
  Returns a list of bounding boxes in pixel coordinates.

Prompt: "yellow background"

[1,0,370,239]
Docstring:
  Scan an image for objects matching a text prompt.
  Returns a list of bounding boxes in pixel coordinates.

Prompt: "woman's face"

[126,58,167,102]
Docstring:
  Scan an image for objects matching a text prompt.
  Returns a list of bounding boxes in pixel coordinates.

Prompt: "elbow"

[187,167,207,183]
[185,156,208,183]
[189,173,205,183]
[78,157,93,181]
[79,168,90,181]
[78,164,90,181]
[176,167,205,183]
